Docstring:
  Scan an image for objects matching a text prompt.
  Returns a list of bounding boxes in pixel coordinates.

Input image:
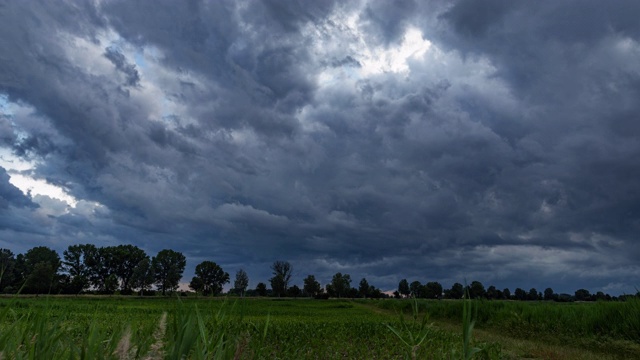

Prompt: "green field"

[0,296,638,359]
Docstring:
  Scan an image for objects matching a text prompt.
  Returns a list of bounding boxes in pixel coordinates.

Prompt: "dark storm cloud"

[0,0,638,294]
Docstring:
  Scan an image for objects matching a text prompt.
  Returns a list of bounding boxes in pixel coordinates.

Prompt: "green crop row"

[0,296,503,359]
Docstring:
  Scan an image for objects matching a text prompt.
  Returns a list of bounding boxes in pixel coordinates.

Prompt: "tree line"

[0,245,632,301]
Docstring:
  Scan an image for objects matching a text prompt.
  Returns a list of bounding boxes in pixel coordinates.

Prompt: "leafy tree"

[398,279,410,298]
[22,246,61,294]
[424,281,443,299]
[256,282,267,296]
[86,246,117,294]
[369,286,384,299]
[446,282,464,299]
[543,287,554,301]
[152,249,186,295]
[303,275,321,297]
[528,288,539,300]
[359,278,370,298]
[131,257,155,295]
[514,288,527,301]
[503,288,511,300]
[190,261,229,296]
[468,281,486,299]
[111,245,148,294]
[575,288,591,301]
[233,269,249,296]
[62,244,97,294]
[330,272,351,298]
[486,285,499,300]
[269,261,292,297]
[288,285,302,297]
[409,281,422,297]
[0,249,16,293]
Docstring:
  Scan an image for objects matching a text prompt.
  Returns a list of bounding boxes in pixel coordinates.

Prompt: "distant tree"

[359,278,370,298]
[288,285,302,298]
[575,288,591,301]
[393,290,401,299]
[233,269,249,296]
[514,288,527,301]
[424,282,443,299]
[594,291,607,301]
[256,282,268,296]
[503,288,511,300]
[303,275,321,297]
[398,279,410,298]
[446,282,464,299]
[0,249,16,293]
[23,246,61,294]
[86,246,117,294]
[330,272,351,298]
[543,288,554,301]
[486,285,499,300]
[347,287,359,298]
[152,249,186,295]
[409,281,422,297]
[190,261,229,296]
[270,261,293,297]
[369,286,384,299]
[528,288,539,301]
[62,244,97,294]
[468,281,486,299]
[131,257,155,295]
[110,245,148,294]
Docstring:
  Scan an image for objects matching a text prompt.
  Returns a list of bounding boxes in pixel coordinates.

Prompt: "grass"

[0,295,637,359]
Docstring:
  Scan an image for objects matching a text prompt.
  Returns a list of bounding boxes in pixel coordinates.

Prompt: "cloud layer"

[1,0,639,294]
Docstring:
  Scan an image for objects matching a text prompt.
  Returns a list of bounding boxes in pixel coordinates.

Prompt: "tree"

[503,288,511,300]
[514,288,527,301]
[424,282,443,299]
[270,261,292,297]
[398,279,410,298]
[330,272,351,298]
[62,244,97,294]
[528,288,539,301]
[359,278,370,298]
[446,282,464,299]
[152,249,186,295]
[303,275,322,297]
[131,257,155,295]
[543,287,556,301]
[288,285,302,297]
[110,245,148,294]
[486,285,500,300]
[86,246,117,294]
[575,288,591,301]
[233,269,249,296]
[409,281,422,298]
[190,261,229,296]
[256,282,267,296]
[22,246,62,294]
[468,281,486,299]
[0,249,16,293]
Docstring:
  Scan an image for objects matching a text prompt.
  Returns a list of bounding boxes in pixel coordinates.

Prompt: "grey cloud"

[104,46,141,87]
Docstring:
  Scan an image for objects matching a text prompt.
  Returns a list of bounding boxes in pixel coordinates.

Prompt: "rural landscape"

[2,0,640,359]
[1,244,640,359]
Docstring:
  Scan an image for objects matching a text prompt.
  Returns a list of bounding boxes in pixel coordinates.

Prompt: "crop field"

[0,296,638,359]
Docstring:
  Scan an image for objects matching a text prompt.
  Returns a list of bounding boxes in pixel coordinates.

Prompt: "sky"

[1,0,639,295]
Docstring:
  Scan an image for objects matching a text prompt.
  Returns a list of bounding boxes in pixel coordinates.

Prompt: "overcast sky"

[1,0,639,295]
